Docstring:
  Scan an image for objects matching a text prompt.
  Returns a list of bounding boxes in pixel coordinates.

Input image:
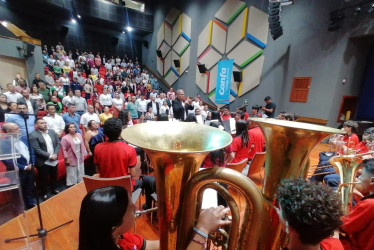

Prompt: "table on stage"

[0,182,87,250]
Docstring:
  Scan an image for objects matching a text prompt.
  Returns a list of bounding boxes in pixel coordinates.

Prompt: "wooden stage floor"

[0,143,329,249]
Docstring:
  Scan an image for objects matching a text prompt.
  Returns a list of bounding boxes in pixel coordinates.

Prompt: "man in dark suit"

[17,89,37,114]
[29,118,60,200]
[172,89,194,121]
[146,96,160,117]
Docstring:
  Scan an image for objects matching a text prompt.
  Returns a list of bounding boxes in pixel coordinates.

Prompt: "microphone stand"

[4,112,73,249]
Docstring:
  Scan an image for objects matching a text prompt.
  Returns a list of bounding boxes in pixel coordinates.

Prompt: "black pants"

[134,176,156,208]
[19,170,36,207]
[36,164,58,195]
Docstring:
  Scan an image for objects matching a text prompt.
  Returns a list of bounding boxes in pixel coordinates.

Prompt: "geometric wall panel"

[195,0,268,107]
[208,90,236,109]
[157,8,192,85]
[215,0,247,25]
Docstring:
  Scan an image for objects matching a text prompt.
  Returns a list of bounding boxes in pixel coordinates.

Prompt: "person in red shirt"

[353,127,374,154]
[247,120,265,161]
[231,120,251,163]
[248,105,262,118]
[221,107,231,121]
[276,179,344,250]
[339,120,359,154]
[79,186,231,250]
[340,158,374,250]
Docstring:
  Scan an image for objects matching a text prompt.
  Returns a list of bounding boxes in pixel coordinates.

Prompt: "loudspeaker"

[270,26,283,40]
[61,26,69,36]
[268,15,280,23]
[23,42,35,57]
[143,40,148,48]
[197,64,207,73]
[156,50,162,58]
[233,71,242,82]
[269,20,281,29]
[268,8,280,16]
[173,59,180,68]
[111,37,119,46]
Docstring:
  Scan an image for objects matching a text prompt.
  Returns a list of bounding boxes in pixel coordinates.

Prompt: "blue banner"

[215,59,234,104]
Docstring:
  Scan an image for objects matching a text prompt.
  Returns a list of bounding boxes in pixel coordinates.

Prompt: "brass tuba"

[122,119,343,249]
[329,151,374,214]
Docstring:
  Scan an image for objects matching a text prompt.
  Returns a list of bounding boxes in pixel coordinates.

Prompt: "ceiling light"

[353,7,361,16]
[71,18,77,23]
[77,14,81,19]
[126,26,133,32]
[122,31,125,34]
[2,21,8,27]
[368,3,374,13]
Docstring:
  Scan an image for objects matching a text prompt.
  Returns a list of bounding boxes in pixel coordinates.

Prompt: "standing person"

[5,103,35,139]
[136,94,148,118]
[3,83,22,103]
[30,86,46,111]
[2,122,36,209]
[29,118,60,200]
[172,89,194,121]
[62,90,75,107]
[62,104,82,134]
[146,96,160,117]
[83,79,93,100]
[249,105,262,117]
[99,89,112,108]
[125,96,138,120]
[59,72,70,93]
[260,96,276,118]
[17,89,37,114]
[43,104,65,138]
[221,107,231,121]
[112,92,124,118]
[72,90,87,116]
[61,123,87,187]
[160,100,170,115]
[84,120,104,176]
[247,120,265,162]
[80,105,100,134]
[167,87,176,100]
[231,120,251,163]
[99,106,113,125]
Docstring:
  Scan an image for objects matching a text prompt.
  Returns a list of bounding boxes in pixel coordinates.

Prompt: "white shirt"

[99,94,112,106]
[112,98,124,110]
[136,99,148,113]
[39,130,58,166]
[43,115,65,135]
[25,99,34,114]
[15,140,30,166]
[160,105,169,114]
[80,112,100,128]
[62,96,75,107]
[59,77,70,86]
[4,91,22,103]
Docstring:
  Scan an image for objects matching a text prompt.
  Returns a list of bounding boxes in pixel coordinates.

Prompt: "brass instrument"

[121,119,343,249]
[329,151,374,214]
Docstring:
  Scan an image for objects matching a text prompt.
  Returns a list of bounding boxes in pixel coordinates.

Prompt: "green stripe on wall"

[208,89,216,97]
[179,43,190,56]
[227,3,247,24]
[240,50,263,68]
[164,69,172,78]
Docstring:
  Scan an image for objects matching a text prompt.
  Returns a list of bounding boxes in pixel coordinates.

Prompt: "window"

[289,77,311,103]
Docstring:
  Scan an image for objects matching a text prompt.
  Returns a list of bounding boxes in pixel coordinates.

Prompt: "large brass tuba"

[122,119,343,249]
[329,152,374,214]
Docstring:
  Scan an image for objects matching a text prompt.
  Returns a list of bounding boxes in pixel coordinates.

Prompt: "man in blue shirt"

[62,103,82,134]
[5,103,35,140]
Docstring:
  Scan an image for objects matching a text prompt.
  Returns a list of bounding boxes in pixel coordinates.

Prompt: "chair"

[226,158,249,173]
[247,152,266,184]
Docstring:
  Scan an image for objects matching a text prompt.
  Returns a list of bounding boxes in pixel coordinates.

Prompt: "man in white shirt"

[99,89,113,107]
[80,105,100,133]
[17,89,37,114]
[3,83,22,103]
[45,71,55,89]
[72,90,87,116]
[136,94,148,117]
[43,104,65,137]
[156,92,166,107]
[62,90,75,107]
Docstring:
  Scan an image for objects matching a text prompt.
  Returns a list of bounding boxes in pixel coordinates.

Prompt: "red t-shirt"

[202,145,233,168]
[343,134,359,149]
[248,127,265,160]
[320,237,344,250]
[118,232,145,250]
[244,112,249,120]
[94,141,137,185]
[231,137,250,163]
[354,141,369,154]
[340,197,374,250]
[221,114,231,121]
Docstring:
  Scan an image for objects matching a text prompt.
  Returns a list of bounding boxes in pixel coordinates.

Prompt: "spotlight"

[1,21,8,27]
[122,31,125,34]
[77,14,81,19]
[368,3,374,13]
[126,26,133,32]
[353,7,361,16]
[71,18,77,23]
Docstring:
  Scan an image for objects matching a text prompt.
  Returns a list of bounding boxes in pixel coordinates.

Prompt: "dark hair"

[210,111,223,125]
[87,120,97,129]
[79,186,129,250]
[277,179,343,245]
[185,114,197,123]
[264,96,271,101]
[118,110,130,126]
[343,120,358,133]
[251,105,260,111]
[362,158,374,175]
[236,111,245,120]
[64,122,76,134]
[363,127,374,135]
[284,113,295,121]
[157,113,169,121]
[239,106,247,112]
[103,118,122,140]
[46,104,55,110]
[235,120,249,148]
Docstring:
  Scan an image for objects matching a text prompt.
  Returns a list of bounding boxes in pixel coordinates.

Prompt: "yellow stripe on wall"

[238,82,243,97]
[241,8,248,39]
[179,14,182,35]
[208,20,213,45]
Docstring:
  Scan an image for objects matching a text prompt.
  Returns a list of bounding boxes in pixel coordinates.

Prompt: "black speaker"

[233,71,242,82]
[270,26,283,40]
[142,40,148,48]
[268,15,280,22]
[111,37,119,46]
[61,26,69,36]
[268,8,280,16]
[269,2,280,8]
[197,64,207,73]
[23,42,35,57]
[269,20,281,29]
[156,50,162,58]
[173,59,180,68]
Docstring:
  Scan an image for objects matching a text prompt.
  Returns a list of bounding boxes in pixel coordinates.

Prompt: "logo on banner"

[215,59,234,104]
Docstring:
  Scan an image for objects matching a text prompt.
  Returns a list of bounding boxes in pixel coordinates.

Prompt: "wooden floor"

[0,143,329,249]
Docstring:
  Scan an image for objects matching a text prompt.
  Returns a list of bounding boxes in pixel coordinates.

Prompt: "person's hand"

[50,154,58,160]
[260,107,266,111]
[88,151,92,156]
[26,164,32,171]
[195,206,231,235]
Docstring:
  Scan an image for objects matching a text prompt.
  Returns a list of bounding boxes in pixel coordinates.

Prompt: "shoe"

[42,195,48,201]
[51,189,59,195]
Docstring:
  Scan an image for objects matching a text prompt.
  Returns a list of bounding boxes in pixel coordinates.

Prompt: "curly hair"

[103,118,122,140]
[277,178,343,246]
[118,110,130,126]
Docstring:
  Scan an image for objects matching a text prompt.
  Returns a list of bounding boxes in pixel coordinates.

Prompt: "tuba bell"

[122,119,343,249]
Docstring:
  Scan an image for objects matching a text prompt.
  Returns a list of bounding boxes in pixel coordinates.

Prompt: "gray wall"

[143,0,373,127]
[0,37,44,86]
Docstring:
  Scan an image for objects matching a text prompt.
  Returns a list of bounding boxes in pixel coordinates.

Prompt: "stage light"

[122,31,125,34]
[1,21,8,27]
[353,7,362,16]
[126,26,133,32]
[368,3,374,13]
[77,14,81,19]
[71,18,77,23]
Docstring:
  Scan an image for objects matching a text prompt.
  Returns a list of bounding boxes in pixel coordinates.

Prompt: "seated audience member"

[32,73,45,88]
[276,179,343,250]
[79,186,231,250]
[61,123,87,187]
[99,106,113,125]
[284,112,296,121]
[43,104,65,138]
[231,120,251,163]
[339,120,359,154]
[45,71,55,89]
[340,158,374,250]
[160,100,170,116]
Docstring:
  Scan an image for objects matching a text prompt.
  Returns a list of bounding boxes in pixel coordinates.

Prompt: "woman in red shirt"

[231,120,251,163]
[340,120,359,154]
